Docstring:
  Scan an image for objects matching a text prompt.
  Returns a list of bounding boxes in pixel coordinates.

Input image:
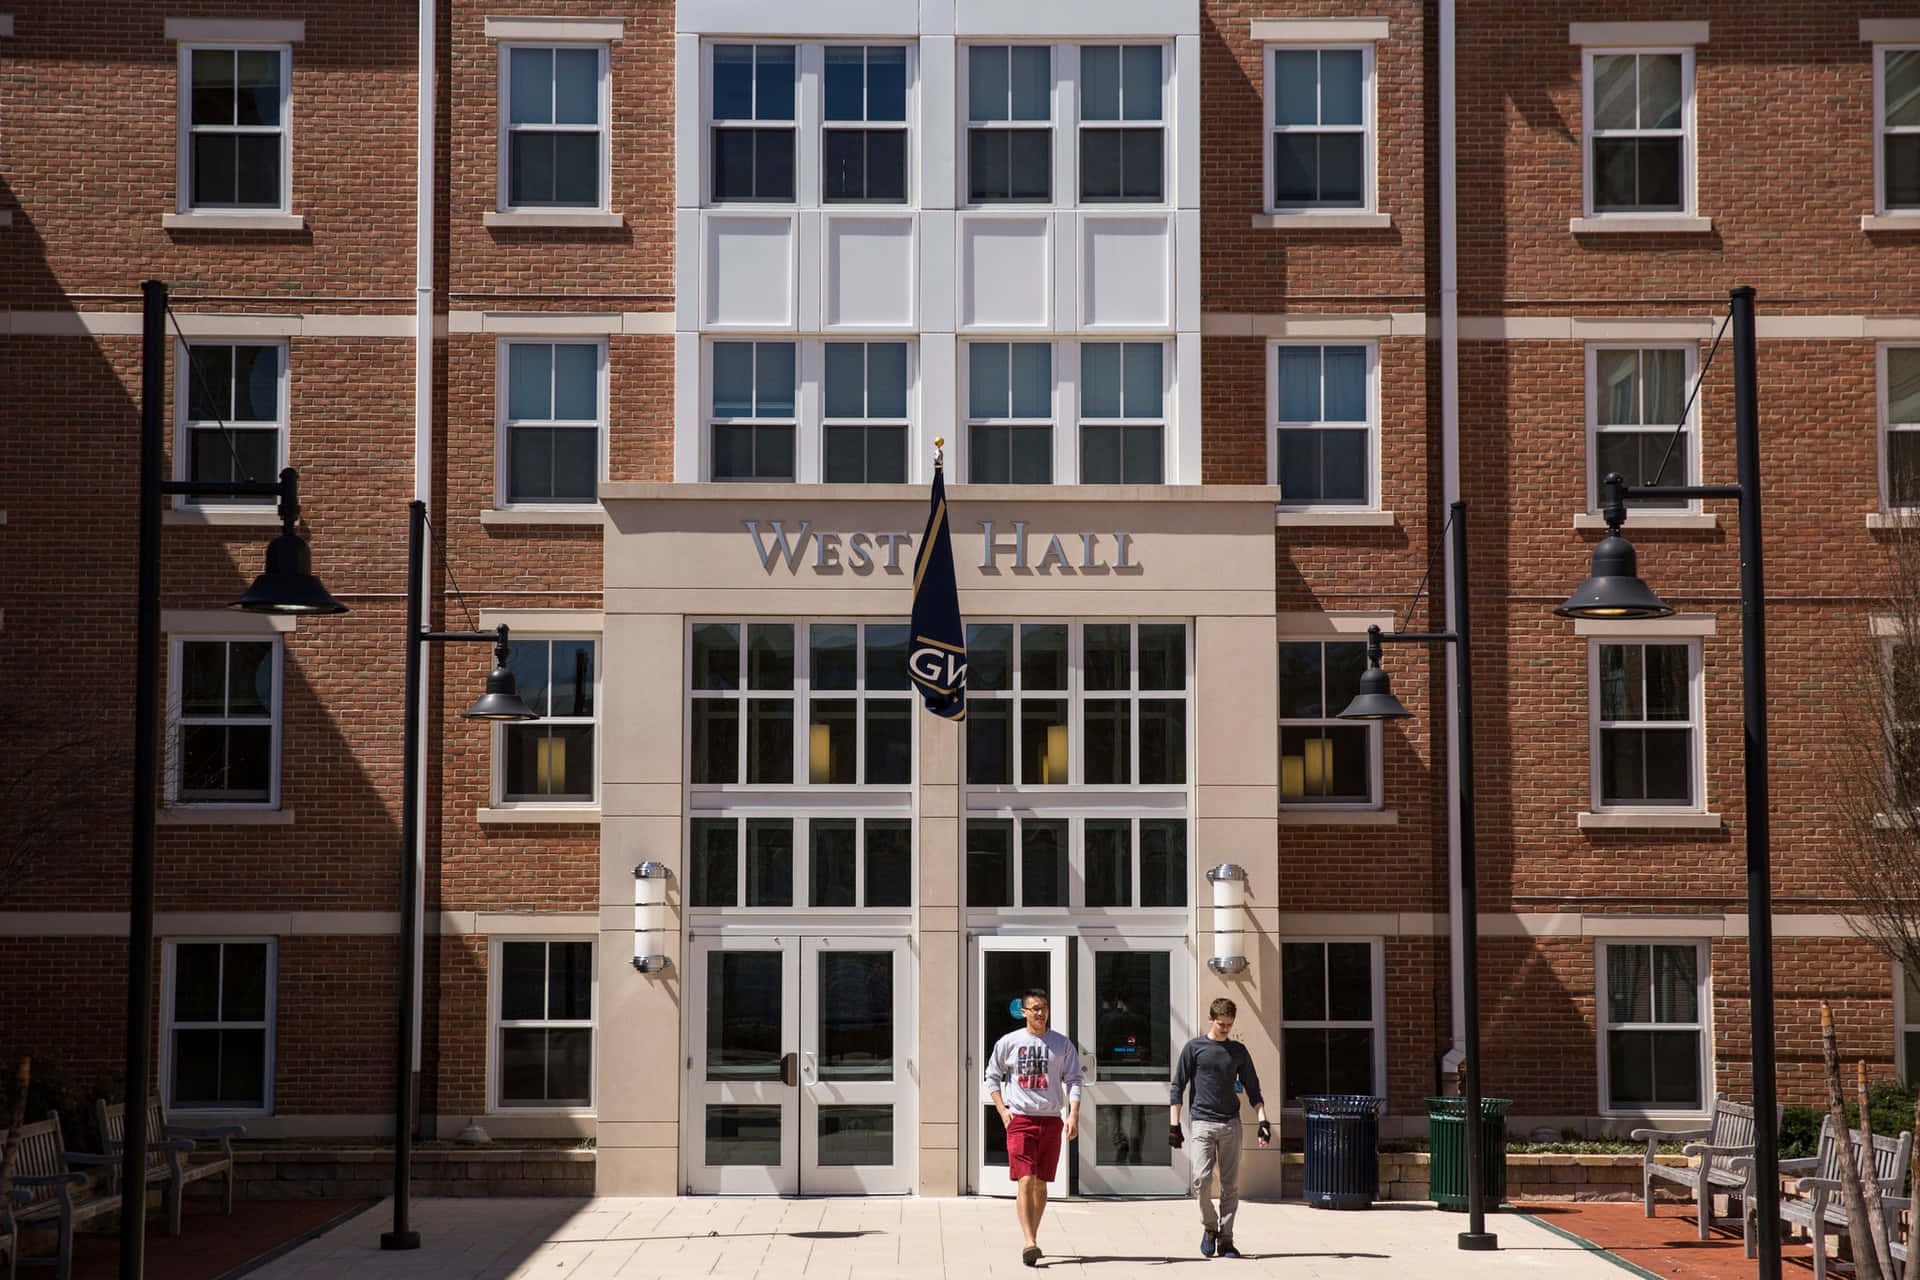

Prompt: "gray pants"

[1188,1119,1243,1241]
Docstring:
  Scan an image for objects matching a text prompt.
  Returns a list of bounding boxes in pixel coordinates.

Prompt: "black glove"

[1257,1120,1272,1145]
[1168,1124,1184,1149]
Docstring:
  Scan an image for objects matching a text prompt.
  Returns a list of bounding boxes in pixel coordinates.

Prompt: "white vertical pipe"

[411,0,437,1087]
[1438,0,1468,1079]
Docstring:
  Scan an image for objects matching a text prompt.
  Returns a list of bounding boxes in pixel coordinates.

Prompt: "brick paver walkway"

[1520,1201,1822,1279]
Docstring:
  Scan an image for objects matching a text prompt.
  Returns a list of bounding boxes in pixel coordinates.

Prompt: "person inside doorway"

[985,987,1083,1268]
[1169,996,1270,1259]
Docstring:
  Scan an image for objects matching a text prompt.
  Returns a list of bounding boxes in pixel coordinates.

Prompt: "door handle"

[803,1051,817,1084]
[782,1051,798,1088]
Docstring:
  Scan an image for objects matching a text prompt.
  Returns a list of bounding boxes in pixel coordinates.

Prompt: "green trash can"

[1425,1096,1511,1211]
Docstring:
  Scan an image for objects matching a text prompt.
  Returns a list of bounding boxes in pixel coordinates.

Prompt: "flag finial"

[934,436,945,468]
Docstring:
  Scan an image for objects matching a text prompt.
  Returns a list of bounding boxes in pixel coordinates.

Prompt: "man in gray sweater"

[1169,996,1270,1258]
[985,987,1083,1268]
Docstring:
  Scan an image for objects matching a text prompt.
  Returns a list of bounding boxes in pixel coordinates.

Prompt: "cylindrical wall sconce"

[1206,863,1249,975]
[633,861,672,973]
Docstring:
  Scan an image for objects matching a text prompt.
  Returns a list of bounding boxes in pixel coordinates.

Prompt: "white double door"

[971,933,1193,1197]
[686,933,913,1195]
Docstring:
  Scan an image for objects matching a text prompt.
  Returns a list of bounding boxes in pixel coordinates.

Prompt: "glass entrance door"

[686,934,913,1195]
[1077,935,1192,1195]
[971,935,1069,1197]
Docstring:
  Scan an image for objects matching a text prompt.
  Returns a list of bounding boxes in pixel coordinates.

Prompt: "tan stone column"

[917,711,963,1194]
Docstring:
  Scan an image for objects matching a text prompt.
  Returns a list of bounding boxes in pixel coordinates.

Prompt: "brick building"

[2,0,1917,1199]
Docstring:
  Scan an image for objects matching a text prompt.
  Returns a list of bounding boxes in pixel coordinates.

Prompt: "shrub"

[1781,1079,1920,1161]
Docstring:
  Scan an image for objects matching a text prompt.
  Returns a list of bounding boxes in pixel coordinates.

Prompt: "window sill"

[162,212,306,232]
[476,806,601,825]
[1252,212,1392,231]
[1867,512,1920,530]
[1862,214,1920,232]
[484,211,625,230]
[157,807,294,826]
[1573,511,1717,531]
[1276,509,1397,528]
[164,507,283,528]
[480,507,606,526]
[1278,808,1399,826]
[1577,811,1721,830]
[1569,215,1713,235]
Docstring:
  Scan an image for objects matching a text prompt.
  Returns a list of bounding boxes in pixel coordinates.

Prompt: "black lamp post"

[1339,499,1496,1251]
[123,280,349,1280]
[380,499,537,1251]
[1552,285,1781,1280]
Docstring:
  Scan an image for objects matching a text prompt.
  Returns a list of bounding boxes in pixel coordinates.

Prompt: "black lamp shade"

[1553,530,1674,620]
[231,530,350,615]
[1338,662,1414,721]
[465,663,539,721]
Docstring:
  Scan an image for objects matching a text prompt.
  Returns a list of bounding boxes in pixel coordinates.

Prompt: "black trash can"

[1425,1096,1512,1211]
[1301,1095,1385,1209]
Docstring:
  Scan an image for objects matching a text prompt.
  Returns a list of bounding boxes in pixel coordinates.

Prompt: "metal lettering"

[980,520,1027,569]
[1035,533,1071,571]
[744,520,811,571]
[814,531,841,569]
[848,532,873,570]
[1080,532,1101,569]
[878,532,913,570]
[1114,531,1138,569]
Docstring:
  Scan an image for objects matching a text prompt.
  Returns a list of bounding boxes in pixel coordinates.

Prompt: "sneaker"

[1217,1240,1243,1259]
[1200,1229,1217,1258]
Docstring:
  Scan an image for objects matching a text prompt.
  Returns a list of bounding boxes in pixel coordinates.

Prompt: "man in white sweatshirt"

[985,987,1084,1268]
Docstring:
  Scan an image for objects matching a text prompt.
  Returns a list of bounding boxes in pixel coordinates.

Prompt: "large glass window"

[967,45,1052,203]
[1593,641,1696,809]
[1586,50,1689,214]
[179,342,285,504]
[1078,45,1163,202]
[964,815,1185,910]
[824,46,908,202]
[1590,346,1691,510]
[183,45,289,210]
[1267,47,1366,210]
[501,638,598,803]
[824,343,910,483]
[504,341,601,504]
[1602,942,1705,1111]
[1273,343,1372,507]
[1279,940,1379,1104]
[711,342,797,482]
[1277,640,1374,806]
[1881,47,1920,212]
[689,815,911,909]
[712,44,796,202]
[172,638,279,806]
[165,940,273,1111]
[967,343,1053,484]
[497,940,594,1108]
[1080,343,1165,484]
[503,45,606,208]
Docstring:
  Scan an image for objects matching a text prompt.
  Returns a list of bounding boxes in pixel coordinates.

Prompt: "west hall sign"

[744,520,1141,573]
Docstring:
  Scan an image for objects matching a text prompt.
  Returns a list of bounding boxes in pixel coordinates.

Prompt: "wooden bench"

[0,1114,118,1280]
[96,1097,242,1236]
[1631,1093,1764,1241]
[1736,1116,1913,1280]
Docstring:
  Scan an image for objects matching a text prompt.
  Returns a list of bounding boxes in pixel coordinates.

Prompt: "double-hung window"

[1882,346,1920,510]
[182,45,290,211]
[496,939,594,1109]
[1080,343,1165,483]
[1591,640,1698,810]
[1277,639,1375,806]
[164,939,274,1113]
[1589,346,1692,510]
[967,45,1052,203]
[1600,941,1707,1112]
[1079,45,1163,202]
[1267,47,1367,210]
[502,45,608,208]
[1584,50,1690,214]
[824,343,909,482]
[178,342,286,504]
[1280,940,1382,1103]
[711,342,797,481]
[500,638,598,804]
[967,342,1053,483]
[171,637,281,807]
[1902,968,1920,1086]
[503,340,602,505]
[1271,343,1374,506]
[1880,46,1920,212]
[711,44,796,202]
[823,46,907,202]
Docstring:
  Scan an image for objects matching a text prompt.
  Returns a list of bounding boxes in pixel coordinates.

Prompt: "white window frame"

[167,634,284,810]
[821,339,914,483]
[497,42,611,213]
[489,936,598,1114]
[820,42,915,206]
[704,338,802,482]
[1078,340,1170,485]
[1277,636,1383,809]
[961,339,1057,485]
[176,42,292,214]
[1596,938,1711,1117]
[686,813,917,913]
[962,812,1189,912]
[961,42,1058,208]
[1075,42,1169,207]
[1581,47,1696,218]
[1585,343,1699,515]
[1880,344,1920,513]
[706,40,800,207]
[491,634,601,809]
[1876,45,1920,215]
[1266,339,1380,510]
[1262,43,1376,215]
[1587,636,1705,814]
[172,338,290,511]
[159,937,277,1117]
[1899,963,1920,1087]
[495,337,608,508]
[1277,937,1387,1109]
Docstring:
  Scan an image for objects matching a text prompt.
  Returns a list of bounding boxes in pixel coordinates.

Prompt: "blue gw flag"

[909,460,966,720]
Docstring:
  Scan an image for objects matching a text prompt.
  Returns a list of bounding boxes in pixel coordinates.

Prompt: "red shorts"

[1005,1113,1064,1182]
